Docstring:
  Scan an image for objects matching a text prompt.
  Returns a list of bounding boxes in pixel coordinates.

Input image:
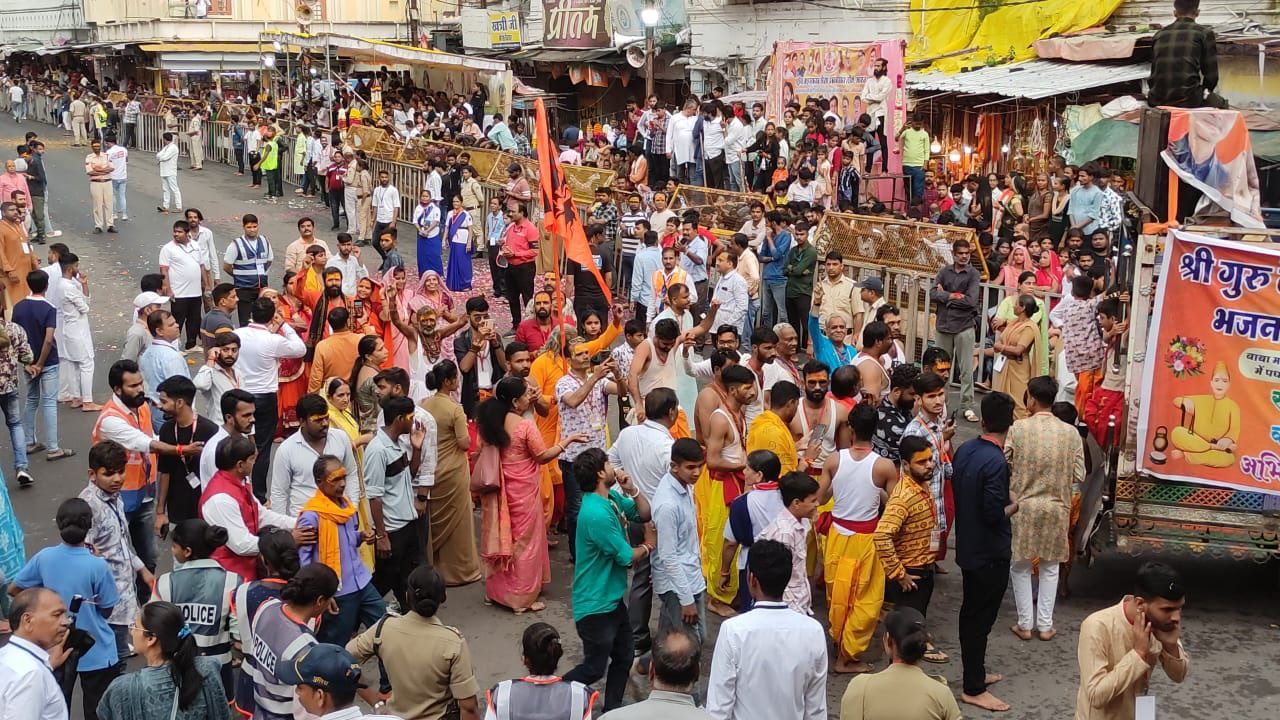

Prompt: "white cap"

[133,291,168,313]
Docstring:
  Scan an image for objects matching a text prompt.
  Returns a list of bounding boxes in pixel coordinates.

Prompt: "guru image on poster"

[1136,230,1280,496]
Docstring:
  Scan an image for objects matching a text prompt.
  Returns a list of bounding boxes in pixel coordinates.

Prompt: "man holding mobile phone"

[454,296,508,417]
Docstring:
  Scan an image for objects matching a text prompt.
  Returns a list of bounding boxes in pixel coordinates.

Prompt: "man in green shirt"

[784,221,818,350]
[897,115,932,205]
[563,447,655,712]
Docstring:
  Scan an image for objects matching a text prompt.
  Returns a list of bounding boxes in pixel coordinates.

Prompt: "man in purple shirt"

[297,454,385,644]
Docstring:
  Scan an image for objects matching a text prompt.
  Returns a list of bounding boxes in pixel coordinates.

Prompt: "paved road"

[2,115,1278,718]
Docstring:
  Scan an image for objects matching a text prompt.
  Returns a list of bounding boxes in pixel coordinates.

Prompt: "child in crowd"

[11,497,119,720]
[760,470,821,615]
[154,518,241,697]
[78,440,153,664]
[720,449,785,612]
[378,227,404,274]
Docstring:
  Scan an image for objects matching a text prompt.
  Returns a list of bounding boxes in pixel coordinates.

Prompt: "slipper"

[963,410,979,423]
[923,645,949,663]
[47,449,76,461]
[1037,629,1057,641]
[25,443,45,454]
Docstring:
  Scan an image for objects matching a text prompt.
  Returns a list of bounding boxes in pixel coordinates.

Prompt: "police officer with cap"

[278,643,379,720]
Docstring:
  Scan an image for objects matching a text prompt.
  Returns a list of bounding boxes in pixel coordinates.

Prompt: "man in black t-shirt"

[154,375,217,534]
[567,223,614,325]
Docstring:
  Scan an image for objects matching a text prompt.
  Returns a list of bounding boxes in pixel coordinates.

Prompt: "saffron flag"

[534,97,612,306]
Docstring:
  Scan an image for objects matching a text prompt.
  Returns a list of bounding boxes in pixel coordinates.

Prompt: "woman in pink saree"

[473,376,586,613]
[413,270,460,346]
[380,266,418,370]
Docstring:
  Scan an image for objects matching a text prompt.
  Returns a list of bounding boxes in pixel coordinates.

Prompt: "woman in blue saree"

[444,195,474,292]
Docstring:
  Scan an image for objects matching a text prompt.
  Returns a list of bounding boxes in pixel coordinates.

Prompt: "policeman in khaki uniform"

[346,565,481,719]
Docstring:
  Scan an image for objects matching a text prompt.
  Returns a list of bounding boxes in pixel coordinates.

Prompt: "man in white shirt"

[861,57,893,173]
[325,233,368,297]
[7,82,25,123]
[159,219,209,351]
[423,160,443,204]
[0,588,71,720]
[711,251,748,339]
[104,134,128,222]
[738,201,768,251]
[706,539,827,720]
[785,168,816,205]
[236,297,306,500]
[724,110,750,193]
[371,169,400,252]
[199,387,255,488]
[665,100,700,185]
[155,132,181,212]
[608,388,678,659]
[269,393,360,516]
[184,209,220,282]
[701,104,727,190]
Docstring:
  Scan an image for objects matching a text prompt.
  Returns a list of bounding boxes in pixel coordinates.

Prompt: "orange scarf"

[299,490,356,578]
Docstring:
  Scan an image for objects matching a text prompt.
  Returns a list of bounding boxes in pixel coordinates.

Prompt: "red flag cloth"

[534,98,612,306]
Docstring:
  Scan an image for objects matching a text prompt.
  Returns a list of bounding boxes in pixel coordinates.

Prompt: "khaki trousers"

[89,180,113,229]
[71,117,87,145]
[188,134,203,168]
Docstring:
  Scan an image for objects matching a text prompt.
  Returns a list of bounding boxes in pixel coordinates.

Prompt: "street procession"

[0,0,1277,717]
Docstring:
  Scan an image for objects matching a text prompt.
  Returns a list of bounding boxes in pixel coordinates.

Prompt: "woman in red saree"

[265,273,310,439]
[380,266,418,371]
[473,376,586,613]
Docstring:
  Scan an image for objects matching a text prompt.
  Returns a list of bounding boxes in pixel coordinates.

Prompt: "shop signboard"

[489,11,522,49]
[543,0,611,49]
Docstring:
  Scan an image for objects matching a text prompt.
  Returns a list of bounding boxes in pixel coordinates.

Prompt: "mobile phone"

[353,299,363,313]
[158,522,171,540]
[591,351,610,366]
[949,409,959,424]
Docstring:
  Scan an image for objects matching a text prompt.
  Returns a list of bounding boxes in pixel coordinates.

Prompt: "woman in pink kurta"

[474,376,586,612]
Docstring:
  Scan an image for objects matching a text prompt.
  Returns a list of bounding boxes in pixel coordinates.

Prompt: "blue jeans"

[23,364,58,452]
[0,391,27,471]
[127,501,157,603]
[111,179,127,218]
[762,282,788,328]
[317,582,386,645]
[905,165,925,203]
[727,161,744,192]
[744,297,758,348]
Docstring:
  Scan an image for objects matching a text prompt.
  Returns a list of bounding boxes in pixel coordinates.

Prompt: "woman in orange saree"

[267,272,309,439]
[473,376,586,613]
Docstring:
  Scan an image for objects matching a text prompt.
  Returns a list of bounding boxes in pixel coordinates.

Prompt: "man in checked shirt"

[1147,0,1225,108]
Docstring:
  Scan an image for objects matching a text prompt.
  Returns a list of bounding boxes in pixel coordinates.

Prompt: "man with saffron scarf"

[297,454,385,646]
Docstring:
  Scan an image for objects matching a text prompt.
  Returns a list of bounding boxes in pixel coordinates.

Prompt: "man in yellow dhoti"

[697,365,756,617]
[1170,362,1240,468]
[820,403,896,673]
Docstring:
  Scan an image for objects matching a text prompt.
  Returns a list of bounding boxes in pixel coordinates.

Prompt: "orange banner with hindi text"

[1137,231,1280,496]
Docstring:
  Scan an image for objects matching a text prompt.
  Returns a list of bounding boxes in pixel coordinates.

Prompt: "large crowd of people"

[0,56,1195,720]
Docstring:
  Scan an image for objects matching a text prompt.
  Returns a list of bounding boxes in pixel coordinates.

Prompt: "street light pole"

[641,2,660,99]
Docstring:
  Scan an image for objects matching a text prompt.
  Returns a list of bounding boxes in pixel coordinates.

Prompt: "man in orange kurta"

[0,201,37,313]
[528,315,621,528]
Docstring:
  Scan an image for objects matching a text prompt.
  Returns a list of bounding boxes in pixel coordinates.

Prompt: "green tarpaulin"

[1070,118,1280,165]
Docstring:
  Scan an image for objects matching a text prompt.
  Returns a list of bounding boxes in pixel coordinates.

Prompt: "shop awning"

[507,47,621,64]
[270,32,509,75]
[1071,118,1280,164]
[907,59,1151,100]
[156,52,265,73]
